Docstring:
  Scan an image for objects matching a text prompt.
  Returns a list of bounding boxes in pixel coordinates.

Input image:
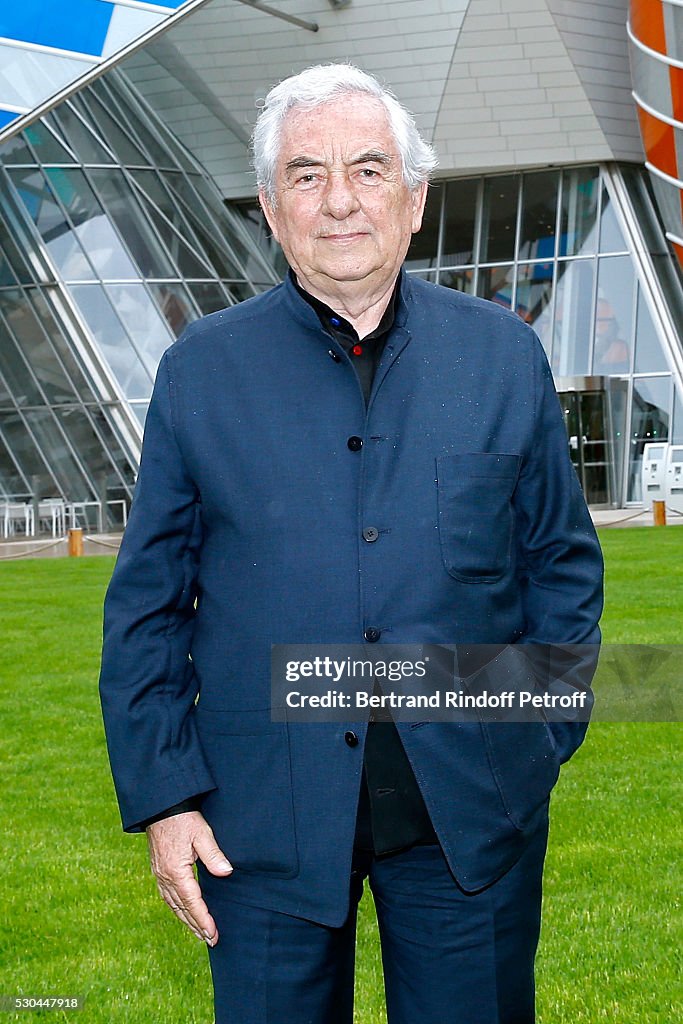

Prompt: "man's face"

[259,94,428,297]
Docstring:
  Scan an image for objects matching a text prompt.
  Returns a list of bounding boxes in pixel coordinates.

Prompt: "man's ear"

[411,181,429,234]
[258,189,280,242]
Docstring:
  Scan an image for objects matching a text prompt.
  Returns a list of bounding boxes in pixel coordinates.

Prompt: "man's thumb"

[195,832,233,876]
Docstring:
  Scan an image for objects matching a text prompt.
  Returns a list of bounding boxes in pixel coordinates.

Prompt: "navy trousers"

[202,814,549,1024]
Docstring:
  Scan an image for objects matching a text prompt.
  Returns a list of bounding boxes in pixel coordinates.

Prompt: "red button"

[352,344,363,356]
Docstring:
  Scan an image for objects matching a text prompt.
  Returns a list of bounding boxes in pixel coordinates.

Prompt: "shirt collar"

[289,268,400,342]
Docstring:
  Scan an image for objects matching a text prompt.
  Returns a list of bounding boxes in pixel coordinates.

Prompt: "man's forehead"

[279,95,396,156]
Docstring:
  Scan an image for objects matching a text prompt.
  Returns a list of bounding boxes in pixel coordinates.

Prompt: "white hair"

[252,63,438,205]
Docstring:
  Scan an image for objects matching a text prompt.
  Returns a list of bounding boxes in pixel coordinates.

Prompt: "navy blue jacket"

[99,271,603,927]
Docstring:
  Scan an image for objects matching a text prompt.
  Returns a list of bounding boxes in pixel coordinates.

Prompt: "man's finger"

[157,878,218,945]
[193,828,233,877]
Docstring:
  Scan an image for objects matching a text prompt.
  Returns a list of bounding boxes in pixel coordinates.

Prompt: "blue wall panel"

[0,0,114,56]
[0,110,19,130]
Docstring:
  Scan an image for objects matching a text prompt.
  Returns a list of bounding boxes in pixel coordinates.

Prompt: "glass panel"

[0,288,77,403]
[24,122,75,164]
[105,283,173,378]
[551,259,594,377]
[87,404,136,489]
[70,284,152,400]
[54,405,118,490]
[593,256,634,375]
[187,282,231,315]
[608,378,629,504]
[222,281,258,303]
[50,103,115,164]
[191,175,253,267]
[0,132,34,165]
[0,426,30,497]
[8,167,96,280]
[0,363,13,406]
[437,268,475,295]
[559,167,599,257]
[442,178,478,267]
[148,282,198,338]
[477,265,514,310]
[480,175,519,263]
[71,90,147,166]
[0,409,56,493]
[0,214,34,284]
[0,239,18,286]
[89,169,176,278]
[129,402,149,428]
[514,262,554,355]
[162,172,244,277]
[0,307,46,406]
[129,169,214,275]
[405,183,440,270]
[0,46,95,109]
[144,202,215,279]
[29,287,96,402]
[627,377,671,501]
[518,171,558,261]
[634,288,669,373]
[620,165,669,256]
[24,407,92,499]
[45,167,139,280]
[96,76,171,167]
[673,387,683,444]
[599,185,628,253]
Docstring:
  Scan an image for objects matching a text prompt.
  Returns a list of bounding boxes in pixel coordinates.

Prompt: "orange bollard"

[652,500,666,527]
[68,527,84,556]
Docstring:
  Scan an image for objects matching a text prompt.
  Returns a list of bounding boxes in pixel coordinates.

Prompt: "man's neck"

[293,273,399,339]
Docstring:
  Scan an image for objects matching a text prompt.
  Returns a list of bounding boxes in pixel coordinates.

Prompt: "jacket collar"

[281,266,411,337]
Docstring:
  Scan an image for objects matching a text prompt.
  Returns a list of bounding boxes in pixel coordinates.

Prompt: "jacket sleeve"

[99,348,217,832]
[514,334,604,763]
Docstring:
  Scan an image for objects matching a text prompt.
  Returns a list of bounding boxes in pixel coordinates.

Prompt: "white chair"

[2,502,35,538]
[38,499,66,537]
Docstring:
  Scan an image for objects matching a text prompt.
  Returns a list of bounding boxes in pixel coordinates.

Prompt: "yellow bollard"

[68,527,84,556]
[652,500,666,527]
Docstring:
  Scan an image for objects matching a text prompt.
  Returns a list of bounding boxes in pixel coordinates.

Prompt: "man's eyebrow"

[284,156,324,174]
[348,150,393,166]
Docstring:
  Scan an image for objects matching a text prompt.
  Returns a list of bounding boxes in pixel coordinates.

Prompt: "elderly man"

[100,64,603,1024]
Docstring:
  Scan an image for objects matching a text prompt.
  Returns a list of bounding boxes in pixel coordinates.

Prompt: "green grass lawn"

[0,528,681,1022]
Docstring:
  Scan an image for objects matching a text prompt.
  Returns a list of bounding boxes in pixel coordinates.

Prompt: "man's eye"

[296,173,320,186]
[359,168,379,178]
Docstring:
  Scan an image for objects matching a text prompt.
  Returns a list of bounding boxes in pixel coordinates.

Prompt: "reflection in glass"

[188,282,231,315]
[149,282,198,337]
[439,268,474,295]
[480,175,519,263]
[24,122,75,164]
[25,407,91,498]
[29,288,96,402]
[442,179,477,267]
[0,426,30,496]
[162,172,244,278]
[559,167,598,256]
[0,133,35,165]
[673,387,683,444]
[0,409,56,491]
[599,186,628,253]
[89,169,176,278]
[552,260,594,376]
[1,288,76,404]
[54,406,119,491]
[518,172,558,262]
[515,262,554,353]
[72,90,147,166]
[477,265,514,309]
[8,167,96,280]
[46,168,138,280]
[405,183,440,270]
[593,256,633,375]
[0,46,95,109]
[628,376,671,501]
[50,105,114,164]
[0,306,47,406]
[70,284,152,399]
[634,289,668,373]
[106,283,173,377]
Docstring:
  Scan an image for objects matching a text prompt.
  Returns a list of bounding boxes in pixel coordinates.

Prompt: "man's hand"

[146,811,233,946]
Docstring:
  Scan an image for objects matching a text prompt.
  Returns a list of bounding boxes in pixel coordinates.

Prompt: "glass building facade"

[0,69,278,520]
[401,164,683,507]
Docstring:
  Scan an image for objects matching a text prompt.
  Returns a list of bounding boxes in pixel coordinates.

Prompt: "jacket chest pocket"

[436,453,521,583]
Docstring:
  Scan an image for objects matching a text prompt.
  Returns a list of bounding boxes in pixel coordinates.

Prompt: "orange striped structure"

[629,0,683,265]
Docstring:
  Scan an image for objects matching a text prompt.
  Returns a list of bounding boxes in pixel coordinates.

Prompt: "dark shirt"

[142,272,437,855]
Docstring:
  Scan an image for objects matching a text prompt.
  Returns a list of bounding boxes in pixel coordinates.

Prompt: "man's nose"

[321,171,361,219]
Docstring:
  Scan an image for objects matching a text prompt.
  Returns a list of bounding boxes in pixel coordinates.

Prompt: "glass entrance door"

[559,389,612,506]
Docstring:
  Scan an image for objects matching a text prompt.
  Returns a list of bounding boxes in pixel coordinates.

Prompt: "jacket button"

[364,627,381,643]
[347,435,363,451]
[328,349,342,363]
[344,730,359,747]
[362,526,379,542]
